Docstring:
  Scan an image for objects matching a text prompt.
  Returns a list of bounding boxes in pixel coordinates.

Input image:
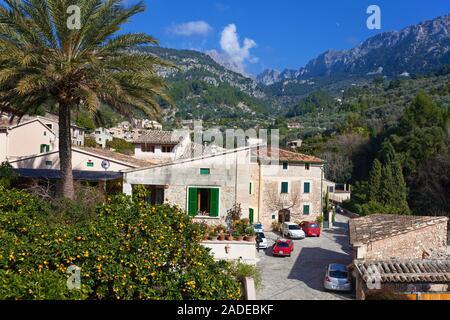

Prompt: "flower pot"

[209,235,218,241]
[225,234,234,241]
[217,234,225,241]
[235,236,244,241]
[245,236,256,242]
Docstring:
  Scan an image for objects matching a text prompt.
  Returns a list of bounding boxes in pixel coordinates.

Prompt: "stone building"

[122,146,325,230]
[349,214,448,260]
[349,214,449,300]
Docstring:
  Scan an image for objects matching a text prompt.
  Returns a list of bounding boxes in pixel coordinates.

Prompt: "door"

[249,208,254,224]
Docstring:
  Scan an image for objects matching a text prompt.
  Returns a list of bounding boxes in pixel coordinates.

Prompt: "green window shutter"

[303,204,310,215]
[209,188,220,217]
[188,187,198,216]
[40,144,49,153]
[200,168,210,175]
[249,182,252,194]
[249,208,254,224]
[282,162,288,170]
[281,182,289,194]
[304,182,311,193]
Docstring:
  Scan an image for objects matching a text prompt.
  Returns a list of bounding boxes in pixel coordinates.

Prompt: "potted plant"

[233,230,244,241]
[209,231,218,241]
[225,232,234,241]
[244,226,256,242]
[217,232,225,241]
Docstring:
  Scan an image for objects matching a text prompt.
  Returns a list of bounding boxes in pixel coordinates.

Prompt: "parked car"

[281,222,306,239]
[256,232,268,249]
[301,221,321,237]
[252,223,264,233]
[323,264,352,292]
[336,205,344,214]
[272,239,294,257]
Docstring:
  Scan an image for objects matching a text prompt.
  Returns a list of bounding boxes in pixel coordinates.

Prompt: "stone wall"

[356,221,448,260]
[201,240,257,265]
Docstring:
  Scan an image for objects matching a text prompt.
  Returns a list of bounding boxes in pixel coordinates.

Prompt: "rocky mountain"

[137,47,264,99]
[257,14,450,85]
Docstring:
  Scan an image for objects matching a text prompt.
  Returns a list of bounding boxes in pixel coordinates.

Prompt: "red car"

[272,239,294,257]
[301,222,321,237]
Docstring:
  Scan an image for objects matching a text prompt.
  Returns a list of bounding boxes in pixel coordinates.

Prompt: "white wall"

[7,121,56,157]
[0,130,7,163]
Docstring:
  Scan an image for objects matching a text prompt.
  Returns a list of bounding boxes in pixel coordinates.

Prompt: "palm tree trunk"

[57,102,75,199]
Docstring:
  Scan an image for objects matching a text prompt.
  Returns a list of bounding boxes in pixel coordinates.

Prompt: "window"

[272,214,276,220]
[44,131,46,136]
[188,187,219,217]
[142,144,155,153]
[281,182,289,194]
[304,182,311,194]
[282,162,288,170]
[303,204,310,215]
[305,163,310,170]
[45,160,53,166]
[328,186,335,193]
[162,145,174,153]
[249,182,253,194]
[40,144,49,153]
[46,123,53,130]
[200,168,210,175]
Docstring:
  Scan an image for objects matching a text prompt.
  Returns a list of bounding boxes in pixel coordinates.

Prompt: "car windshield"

[308,223,319,228]
[254,224,262,229]
[288,225,300,230]
[329,271,348,279]
[276,242,289,248]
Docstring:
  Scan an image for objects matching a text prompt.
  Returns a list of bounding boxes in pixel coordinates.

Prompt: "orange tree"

[0,187,241,300]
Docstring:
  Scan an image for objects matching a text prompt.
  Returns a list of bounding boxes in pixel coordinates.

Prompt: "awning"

[14,169,123,181]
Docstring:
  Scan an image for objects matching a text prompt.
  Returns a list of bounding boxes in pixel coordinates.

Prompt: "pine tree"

[368,159,382,202]
[391,161,411,214]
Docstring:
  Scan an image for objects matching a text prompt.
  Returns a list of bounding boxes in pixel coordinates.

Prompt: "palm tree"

[0,0,173,199]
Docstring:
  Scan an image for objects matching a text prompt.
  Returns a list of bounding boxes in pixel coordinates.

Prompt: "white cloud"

[168,20,213,37]
[207,24,257,75]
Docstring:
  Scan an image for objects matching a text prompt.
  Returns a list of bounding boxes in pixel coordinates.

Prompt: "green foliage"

[286,91,335,117]
[84,137,98,148]
[106,138,134,155]
[0,162,18,188]
[229,262,262,293]
[75,113,96,131]
[0,187,242,300]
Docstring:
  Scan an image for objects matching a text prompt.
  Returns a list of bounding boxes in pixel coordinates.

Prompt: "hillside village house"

[0,113,85,165]
[349,214,449,300]
[133,130,191,162]
[122,146,325,230]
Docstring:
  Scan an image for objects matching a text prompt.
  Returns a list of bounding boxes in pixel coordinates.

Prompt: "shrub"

[84,136,98,148]
[244,226,256,236]
[106,138,134,155]
[0,187,241,300]
[271,221,281,232]
[0,162,18,188]
[229,262,262,297]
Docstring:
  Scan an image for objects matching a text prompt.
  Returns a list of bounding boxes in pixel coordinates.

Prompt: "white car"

[256,232,268,249]
[253,223,264,233]
[281,222,305,239]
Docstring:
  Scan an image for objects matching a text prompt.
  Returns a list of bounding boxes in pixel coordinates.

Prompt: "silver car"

[323,264,352,292]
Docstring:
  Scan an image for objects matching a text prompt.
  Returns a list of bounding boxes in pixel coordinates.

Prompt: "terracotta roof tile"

[75,147,168,168]
[134,130,184,145]
[254,147,324,164]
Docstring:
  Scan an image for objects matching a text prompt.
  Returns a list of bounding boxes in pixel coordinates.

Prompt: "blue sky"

[121,0,449,75]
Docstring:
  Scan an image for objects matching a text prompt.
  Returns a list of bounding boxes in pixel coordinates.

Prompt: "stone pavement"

[256,214,355,300]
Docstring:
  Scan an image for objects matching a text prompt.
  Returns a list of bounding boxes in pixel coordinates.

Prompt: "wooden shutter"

[304,182,310,193]
[209,188,220,217]
[188,187,198,216]
[303,204,310,215]
[281,182,289,194]
[249,208,254,224]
